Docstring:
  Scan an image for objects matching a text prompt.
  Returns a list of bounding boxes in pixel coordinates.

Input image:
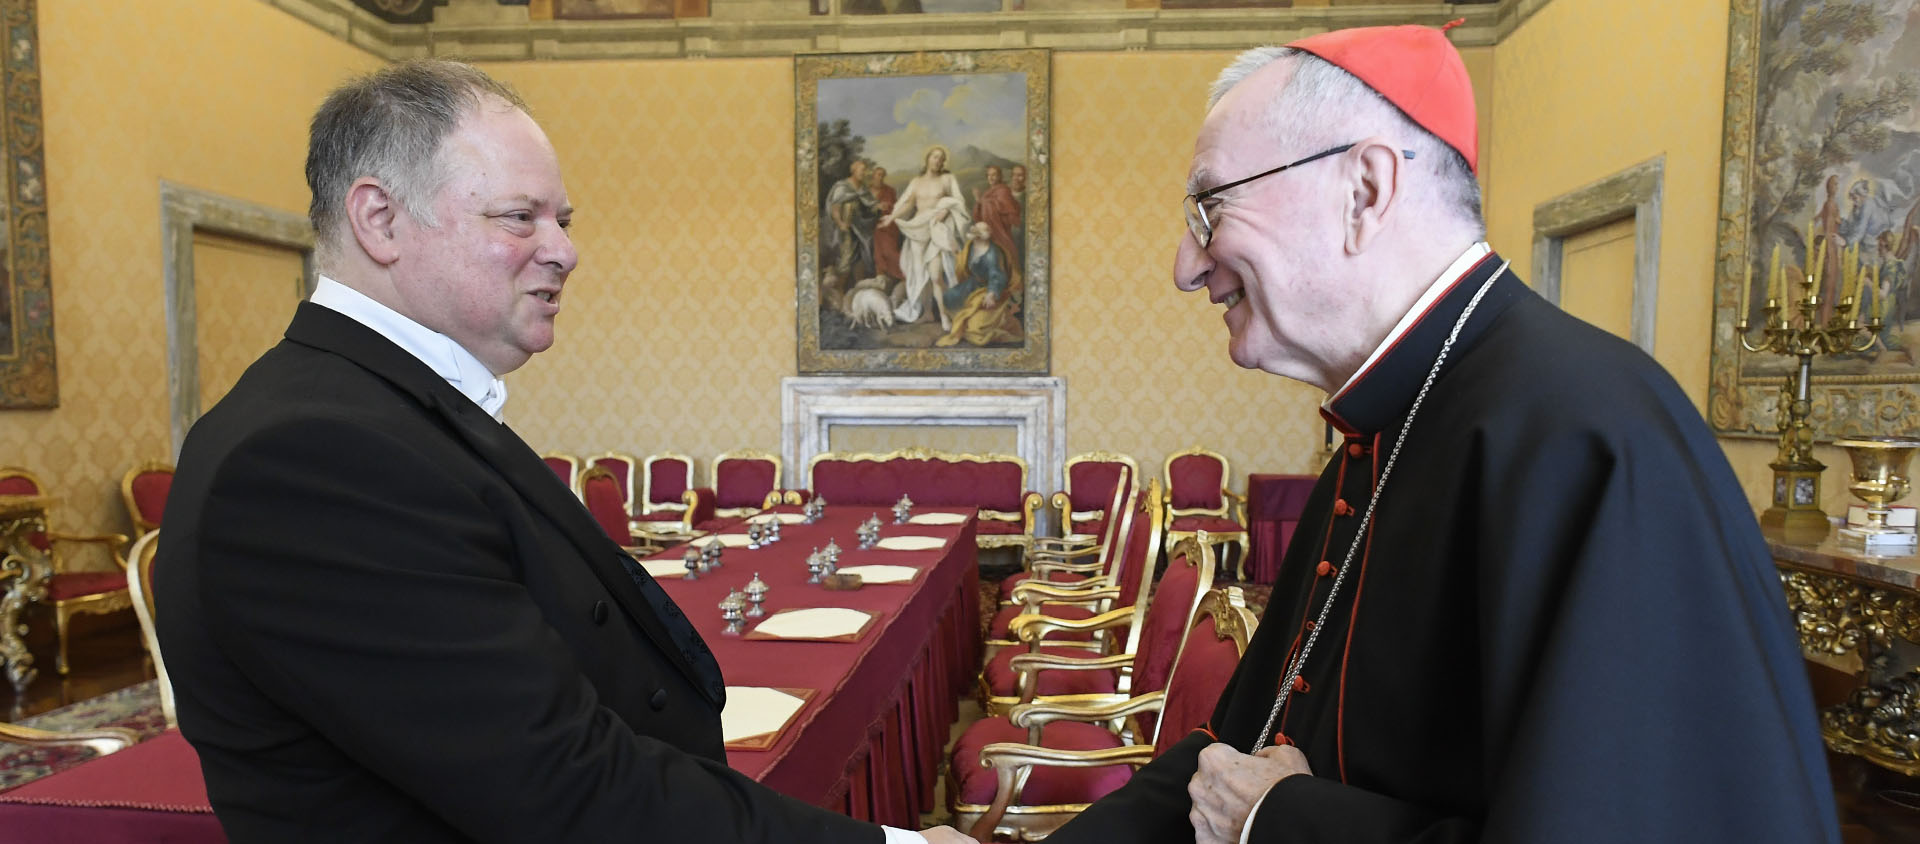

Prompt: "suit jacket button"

[591,600,609,625]
[649,688,668,711]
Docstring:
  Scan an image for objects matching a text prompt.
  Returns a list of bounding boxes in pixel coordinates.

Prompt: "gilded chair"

[0,721,138,757]
[125,529,175,727]
[1050,452,1139,542]
[952,558,1248,841]
[711,448,783,518]
[803,447,1042,554]
[1163,446,1249,580]
[581,466,651,553]
[587,452,639,513]
[541,453,582,495]
[979,488,1171,717]
[635,452,695,528]
[119,460,174,535]
[982,483,1138,661]
[0,467,132,675]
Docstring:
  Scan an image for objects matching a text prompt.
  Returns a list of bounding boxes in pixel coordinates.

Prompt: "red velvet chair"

[541,453,582,495]
[581,466,651,551]
[979,486,1168,716]
[952,568,1250,841]
[1163,446,1249,580]
[587,452,638,512]
[711,448,783,518]
[119,460,173,536]
[1050,452,1138,542]
[0,467,132,675]
[634,452,694,529]
[998,478,1141,604]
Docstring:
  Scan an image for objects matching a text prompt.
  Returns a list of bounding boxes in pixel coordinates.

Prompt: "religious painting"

[550,0,675,19]
[817,0,1003,14]
[1710,0,1920,439]
[0,0,54,408]
[795,49,1050,375]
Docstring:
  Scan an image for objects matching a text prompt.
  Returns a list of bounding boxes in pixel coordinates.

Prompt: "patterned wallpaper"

[193,233,307,414]
[11,0,1816,547]
[0,0,380,556]
[490,51,1368,497]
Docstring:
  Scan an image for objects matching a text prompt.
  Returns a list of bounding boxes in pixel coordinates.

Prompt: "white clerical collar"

[1324,241,1492,407]
[309,276,509,420]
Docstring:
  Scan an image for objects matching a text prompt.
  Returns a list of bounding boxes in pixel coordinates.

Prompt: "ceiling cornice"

[263,0,1544,61]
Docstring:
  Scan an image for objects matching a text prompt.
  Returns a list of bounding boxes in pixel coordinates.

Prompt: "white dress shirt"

[308,276,509,420]
[311,275,926,844]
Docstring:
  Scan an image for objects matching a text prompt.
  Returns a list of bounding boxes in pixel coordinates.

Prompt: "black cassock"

[1048,253,1838,843]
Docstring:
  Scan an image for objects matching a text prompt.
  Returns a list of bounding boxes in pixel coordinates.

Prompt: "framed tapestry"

[0,0,51,408]
[1709,0,1920,438]
[795,49,1050,375]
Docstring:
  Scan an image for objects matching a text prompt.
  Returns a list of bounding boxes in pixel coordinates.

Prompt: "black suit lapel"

[282,303,724,705]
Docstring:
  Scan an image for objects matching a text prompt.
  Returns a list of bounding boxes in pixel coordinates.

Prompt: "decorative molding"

[160,182,315,455]
[1530,156,1663,354]
[781,376,1065,523]
[263,0,1517,60]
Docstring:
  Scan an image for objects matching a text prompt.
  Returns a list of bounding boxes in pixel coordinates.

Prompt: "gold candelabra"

[1740,222,1885,540]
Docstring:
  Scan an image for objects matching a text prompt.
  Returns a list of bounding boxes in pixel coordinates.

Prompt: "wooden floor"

[6,595,1919,843]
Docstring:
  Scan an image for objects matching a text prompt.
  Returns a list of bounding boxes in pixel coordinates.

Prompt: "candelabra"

[1739,228,1885,540]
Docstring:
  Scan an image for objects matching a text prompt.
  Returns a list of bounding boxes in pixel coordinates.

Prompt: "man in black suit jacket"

[156,60,965,843]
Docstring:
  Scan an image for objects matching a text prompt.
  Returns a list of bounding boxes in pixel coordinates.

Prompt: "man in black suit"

[156,60,966,843]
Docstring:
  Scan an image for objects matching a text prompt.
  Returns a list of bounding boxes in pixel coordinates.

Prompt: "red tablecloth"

[1245,474,1317,585]
[0,507,980,839]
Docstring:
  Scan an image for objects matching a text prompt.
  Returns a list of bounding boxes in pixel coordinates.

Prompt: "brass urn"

[1834,438,1920,532]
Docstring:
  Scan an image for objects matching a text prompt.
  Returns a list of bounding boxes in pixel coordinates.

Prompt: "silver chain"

[1249,261,1509,754]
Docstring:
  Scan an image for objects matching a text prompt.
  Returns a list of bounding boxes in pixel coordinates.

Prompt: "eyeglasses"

[1183,143,1415,249]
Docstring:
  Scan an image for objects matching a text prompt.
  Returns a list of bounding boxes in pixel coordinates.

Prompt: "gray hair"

[305,59,528,263]
[1209,47,1483,235]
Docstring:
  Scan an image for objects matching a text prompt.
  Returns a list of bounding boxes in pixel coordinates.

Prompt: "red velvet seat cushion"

[997,570,1090,601]
[982,645,1120,700]
[1169,515,1244,533]
[48,572,128,601]
[990,604,1095,642]
[1065,518,1107,538]
[951,717,1130,806]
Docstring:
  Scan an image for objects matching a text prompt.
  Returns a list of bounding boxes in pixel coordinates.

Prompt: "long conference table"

[0,506,982,841]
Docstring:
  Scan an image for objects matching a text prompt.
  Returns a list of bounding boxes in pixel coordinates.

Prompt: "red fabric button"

[1333,499,1351,516]
[1304,620,1315,631]
[1347,442,1365,458]
[1292,675,1310,693]
[1273,732,1293,747]
[1316,560,1333,577]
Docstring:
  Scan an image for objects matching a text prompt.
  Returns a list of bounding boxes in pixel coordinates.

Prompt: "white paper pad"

[836,564,919,584]
[750,513,807,525]
[640,559,689,579]
[722,686,807,744]
[752,607,872,639]
[907,512,968,525]
[710,534,755,548]
[875,536,946,551]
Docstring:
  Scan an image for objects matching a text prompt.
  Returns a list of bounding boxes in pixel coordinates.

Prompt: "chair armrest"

[48,532,130,570]
[968,743,1157,840]
[1009,579,1114,603]
[1008,651,1135,676]
[761,490,785,510]
[1048,491,1072,532]
[1027,558,1106,579]
[0,722,138,755]
[1011,583,1120,610]
[1027,543,1102,562]
[681,488,716,530]
[1225,489,1247,524]
[1010,605,1134,642]
[1021,491,1043,536]
[1009,690,1165,730]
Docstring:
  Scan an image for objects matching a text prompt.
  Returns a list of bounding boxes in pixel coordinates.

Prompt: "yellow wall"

[0,0,380,558]
[193,233,307,413]
[1484,0,1815,513]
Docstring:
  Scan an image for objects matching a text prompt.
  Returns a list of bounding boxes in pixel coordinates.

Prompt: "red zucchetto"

[1286,20,1479,174]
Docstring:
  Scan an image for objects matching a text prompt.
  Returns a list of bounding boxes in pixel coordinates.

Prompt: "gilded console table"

[0,495,54,693]
[1769,527,1920,776]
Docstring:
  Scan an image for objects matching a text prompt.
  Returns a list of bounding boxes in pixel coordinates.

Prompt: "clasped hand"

[1187,743,1310,844]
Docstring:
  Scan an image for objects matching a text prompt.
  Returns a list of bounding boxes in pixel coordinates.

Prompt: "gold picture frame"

[794,49,1050,375]
[1708,0,1920,438]
[0,0,53,407]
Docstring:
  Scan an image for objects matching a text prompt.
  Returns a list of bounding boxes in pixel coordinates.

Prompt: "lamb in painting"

[843,276,895,329]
